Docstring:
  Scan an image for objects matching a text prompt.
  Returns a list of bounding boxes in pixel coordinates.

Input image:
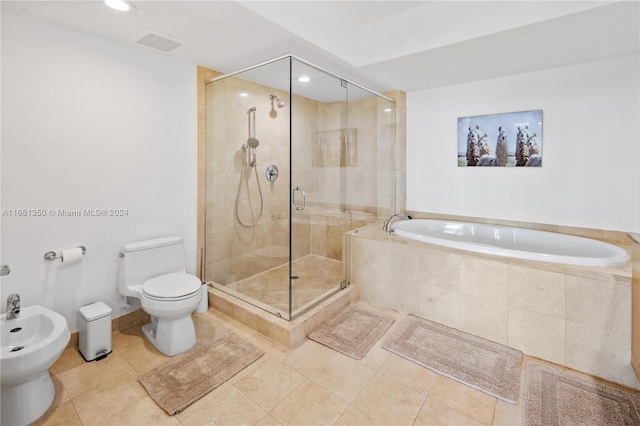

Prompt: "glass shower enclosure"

[204,56,396,320]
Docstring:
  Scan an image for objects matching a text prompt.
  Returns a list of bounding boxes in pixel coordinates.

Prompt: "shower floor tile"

[226,254,343,311]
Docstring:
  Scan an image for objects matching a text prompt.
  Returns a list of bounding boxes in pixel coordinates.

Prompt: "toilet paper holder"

[44,246,86,261]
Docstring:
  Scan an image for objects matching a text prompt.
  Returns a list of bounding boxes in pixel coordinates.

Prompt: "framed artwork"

[458,110,542,167]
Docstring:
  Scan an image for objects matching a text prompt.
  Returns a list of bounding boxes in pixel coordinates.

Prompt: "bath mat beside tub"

[382,315,522,404]
[524,361,640,426]
[307,304,395,360]
[138,328,264,415]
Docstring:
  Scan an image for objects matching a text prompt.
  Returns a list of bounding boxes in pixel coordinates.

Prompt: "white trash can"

[79,302,112,362]
[196,282,208,313]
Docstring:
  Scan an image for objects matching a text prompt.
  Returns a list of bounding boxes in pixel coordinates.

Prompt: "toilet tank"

[119,236,187,296]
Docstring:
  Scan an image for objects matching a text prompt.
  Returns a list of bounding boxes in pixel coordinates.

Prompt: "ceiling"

[2,1,638,94]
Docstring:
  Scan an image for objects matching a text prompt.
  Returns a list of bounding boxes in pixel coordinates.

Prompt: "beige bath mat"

[307,304,395,360]
[524,361,640,425]
[139,329,264,415]
[382,315,522,403]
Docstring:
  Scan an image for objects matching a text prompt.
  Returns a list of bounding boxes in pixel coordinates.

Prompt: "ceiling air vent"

[135,32,183,53]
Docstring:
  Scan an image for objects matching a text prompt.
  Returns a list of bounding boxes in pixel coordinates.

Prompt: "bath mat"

[382,315,522,403]
[139,329,264,415]
[307,304,395,360]
[524,361,640,426]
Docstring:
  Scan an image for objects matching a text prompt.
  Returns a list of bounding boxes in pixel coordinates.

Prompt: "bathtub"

[352,221,634,388]
[391,219,629,267]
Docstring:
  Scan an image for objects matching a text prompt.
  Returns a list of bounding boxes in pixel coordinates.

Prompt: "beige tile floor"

[34,301,629,426]
[227,254,343,312]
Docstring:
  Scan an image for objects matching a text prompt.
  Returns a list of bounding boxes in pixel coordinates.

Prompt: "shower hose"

[235,145,264,228]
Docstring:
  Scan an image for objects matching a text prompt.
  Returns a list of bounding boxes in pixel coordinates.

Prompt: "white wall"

[1,10,197,331]
[407,55,640,233]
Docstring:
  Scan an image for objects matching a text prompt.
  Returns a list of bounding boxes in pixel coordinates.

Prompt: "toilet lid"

[142,273,201,299]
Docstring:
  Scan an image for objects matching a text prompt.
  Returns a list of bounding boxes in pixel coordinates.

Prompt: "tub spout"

[383,214,410,235]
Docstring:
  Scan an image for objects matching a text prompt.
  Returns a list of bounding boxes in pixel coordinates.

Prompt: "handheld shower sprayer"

[236,106,264,228]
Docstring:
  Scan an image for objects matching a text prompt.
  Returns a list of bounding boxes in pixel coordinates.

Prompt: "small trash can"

[79,302,112,362]
[196,282,208,313]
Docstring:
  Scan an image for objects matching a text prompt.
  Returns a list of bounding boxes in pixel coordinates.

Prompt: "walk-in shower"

[204,55,396,320]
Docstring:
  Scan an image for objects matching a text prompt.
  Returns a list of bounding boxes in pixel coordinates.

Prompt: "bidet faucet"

[383,214,410,235]
[6,293,20,319]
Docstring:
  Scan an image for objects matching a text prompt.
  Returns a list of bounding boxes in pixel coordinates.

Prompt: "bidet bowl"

[1,304,70,425]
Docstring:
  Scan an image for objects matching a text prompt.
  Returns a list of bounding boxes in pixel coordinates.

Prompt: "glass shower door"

[289,58,349,319]
[344,83,397,222]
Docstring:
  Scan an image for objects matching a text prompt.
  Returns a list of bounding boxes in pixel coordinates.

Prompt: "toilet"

[118,236,202,356]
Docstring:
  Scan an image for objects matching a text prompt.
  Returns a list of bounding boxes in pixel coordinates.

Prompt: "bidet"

[1,304,70,425]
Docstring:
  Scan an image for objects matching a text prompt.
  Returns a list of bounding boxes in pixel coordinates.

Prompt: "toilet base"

[142,315,196,356]
[1,369,55,426]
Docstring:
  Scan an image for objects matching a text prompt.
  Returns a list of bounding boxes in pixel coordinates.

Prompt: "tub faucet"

[383,214,410,235]
[6,293,20,319]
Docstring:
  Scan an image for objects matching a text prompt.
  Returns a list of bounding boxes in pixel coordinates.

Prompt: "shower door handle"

[292,186,306,211]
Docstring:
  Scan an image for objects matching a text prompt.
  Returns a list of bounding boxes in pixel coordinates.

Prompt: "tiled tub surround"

[351,224,636,389]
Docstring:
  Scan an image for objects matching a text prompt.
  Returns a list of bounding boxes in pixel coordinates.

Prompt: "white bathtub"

[392,219,629,267]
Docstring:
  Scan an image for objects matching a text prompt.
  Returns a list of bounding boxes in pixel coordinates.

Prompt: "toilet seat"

[142,273,201,301]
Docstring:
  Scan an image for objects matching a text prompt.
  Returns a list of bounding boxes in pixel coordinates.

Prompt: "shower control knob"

[265,165,279,182]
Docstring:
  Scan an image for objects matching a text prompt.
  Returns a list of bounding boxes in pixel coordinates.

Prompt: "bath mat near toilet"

[138,328,264,415]
[382,315,522,403]
[524,361,640,426]
[307,304,395,360]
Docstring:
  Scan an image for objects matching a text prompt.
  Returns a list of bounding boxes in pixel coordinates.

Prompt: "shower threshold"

[206,283,357,348]
[207,254,356,347]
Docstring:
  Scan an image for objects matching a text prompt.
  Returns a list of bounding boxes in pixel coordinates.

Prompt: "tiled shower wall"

[307,95,396,261]
[351,225,637,389]
[205,76,293,285]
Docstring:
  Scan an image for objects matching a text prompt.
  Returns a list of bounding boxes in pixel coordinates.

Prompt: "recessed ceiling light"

[239,92,249,97]
[104,0,135,12]
[297,76,311,83]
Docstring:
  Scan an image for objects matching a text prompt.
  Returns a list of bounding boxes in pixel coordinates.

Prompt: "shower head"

[270,94,285,108]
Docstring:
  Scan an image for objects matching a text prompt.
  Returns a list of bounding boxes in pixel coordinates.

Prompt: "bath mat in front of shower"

[524,361,640,426]
[307,304,395,360]
[139,329,264,415]
[382,315,522,404]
